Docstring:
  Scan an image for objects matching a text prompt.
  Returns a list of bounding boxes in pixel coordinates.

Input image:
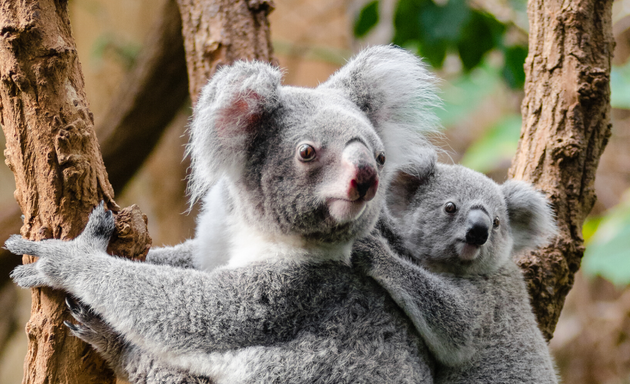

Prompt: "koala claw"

[10,264,49,288]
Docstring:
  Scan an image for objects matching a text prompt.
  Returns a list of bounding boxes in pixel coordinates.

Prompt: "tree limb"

[511,0,614,340]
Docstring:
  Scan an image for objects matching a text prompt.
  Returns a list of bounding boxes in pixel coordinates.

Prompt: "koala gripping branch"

[0,1,150,383]
[509,0,613,340]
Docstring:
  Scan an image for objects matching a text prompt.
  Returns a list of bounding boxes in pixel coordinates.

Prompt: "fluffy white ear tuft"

[319,45,442,179]
[186,61,282,206]
[501,180,558,254]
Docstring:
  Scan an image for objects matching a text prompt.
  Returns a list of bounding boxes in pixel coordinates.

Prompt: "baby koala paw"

[64,296,124,360]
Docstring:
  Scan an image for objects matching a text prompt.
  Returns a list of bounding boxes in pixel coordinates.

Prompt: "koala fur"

[353,161,560,384]
[7,45,440,383]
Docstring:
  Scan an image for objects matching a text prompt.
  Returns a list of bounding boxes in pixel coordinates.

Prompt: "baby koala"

[8,45,440,384]
[354,161,559,384]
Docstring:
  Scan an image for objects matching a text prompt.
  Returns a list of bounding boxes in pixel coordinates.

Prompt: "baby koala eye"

[444,202,457,214]
[493,217,500,228]
[298,144,316,162]
[376,151,386,166]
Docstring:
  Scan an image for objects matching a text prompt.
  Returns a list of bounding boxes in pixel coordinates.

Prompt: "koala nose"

[350,164,378,201]
[343,142,379,202]
[465,209,490,246]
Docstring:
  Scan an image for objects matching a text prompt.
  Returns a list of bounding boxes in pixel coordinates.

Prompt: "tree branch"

[511,0,614,340]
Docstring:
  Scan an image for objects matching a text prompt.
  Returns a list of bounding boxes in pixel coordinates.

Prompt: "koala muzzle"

[343,141,379,202]
[465,209,490,246]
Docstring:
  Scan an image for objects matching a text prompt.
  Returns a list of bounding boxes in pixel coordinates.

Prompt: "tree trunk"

[176,0,275,103]
[0,0,151,383]
[0,0,189,292]
[510,0,614,340]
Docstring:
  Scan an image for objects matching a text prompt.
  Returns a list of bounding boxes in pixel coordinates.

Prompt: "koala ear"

[187,61,282,205]
[319,45,441,175]
[501,180,558,254]
[387,154,436,218]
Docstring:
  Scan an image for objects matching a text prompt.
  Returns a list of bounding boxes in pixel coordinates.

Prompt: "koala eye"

[493,217,500,228]
[376,151,386,166]
[444,202,457,214]
[298,144,316,162]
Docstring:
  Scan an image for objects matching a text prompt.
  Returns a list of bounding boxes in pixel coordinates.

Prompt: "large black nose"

[465,209,490,246]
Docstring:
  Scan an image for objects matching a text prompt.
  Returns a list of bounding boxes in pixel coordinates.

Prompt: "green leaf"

[457,11,504,71]
[582,192,630,286]
[354,1,380,38]
[611,61,630,110]
[459,114,522,173]
[436,61,503,126]
[502,45,528,89]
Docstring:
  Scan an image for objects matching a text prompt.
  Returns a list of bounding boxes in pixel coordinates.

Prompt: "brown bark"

[176,0,275,103]
[510,0,613,340]
[0,0,189,290]
[0,1,151,383]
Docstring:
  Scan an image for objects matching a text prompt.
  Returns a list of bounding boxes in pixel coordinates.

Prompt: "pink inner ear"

[216,91,264,135]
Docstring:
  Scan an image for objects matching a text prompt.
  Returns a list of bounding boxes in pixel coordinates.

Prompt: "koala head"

[389,162,558,275]
[187,45,440,248]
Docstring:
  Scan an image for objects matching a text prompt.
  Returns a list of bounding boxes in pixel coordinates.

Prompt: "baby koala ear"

[187,61,282,204]
[501,180,559,254]
[319,45,441,175]
[386,153,436,218]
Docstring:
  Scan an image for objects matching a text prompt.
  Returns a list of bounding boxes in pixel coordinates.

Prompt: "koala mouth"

[456,241,481,261]
[326,197,368,224]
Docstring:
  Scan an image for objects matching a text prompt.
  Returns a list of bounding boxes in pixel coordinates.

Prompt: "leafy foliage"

[611,60,630,110]
[460,115,521,173]
[354,1,380,38]
[354,0,528,88]
[582,191,630,286]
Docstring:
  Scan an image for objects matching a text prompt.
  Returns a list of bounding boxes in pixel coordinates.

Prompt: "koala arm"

[353,233,480,367]
[7,205,304,368]
[65,298,211,384]
[145,240,198,269]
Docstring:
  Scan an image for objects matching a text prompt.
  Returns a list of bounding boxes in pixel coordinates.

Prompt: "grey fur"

[354,161,559,383]
[7,45,440,383]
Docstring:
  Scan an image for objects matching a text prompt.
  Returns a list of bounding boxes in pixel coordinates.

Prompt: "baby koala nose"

[465,210,490,246]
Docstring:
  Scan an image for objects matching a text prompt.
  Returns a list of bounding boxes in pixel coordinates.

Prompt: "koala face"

[187,46,440,248]
[237,87,388,244]
[389,163,557,275]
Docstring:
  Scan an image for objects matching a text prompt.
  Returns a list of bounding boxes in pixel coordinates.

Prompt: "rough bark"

[0,0,188,290]
[176,0,275,103]
[510,0,613,340]
[0,1,151,383]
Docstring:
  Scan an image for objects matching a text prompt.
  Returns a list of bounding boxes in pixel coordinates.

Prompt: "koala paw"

[64,296,123,360]
[79,201,116,250]
[10,264,52,288]
[5,202,114,291]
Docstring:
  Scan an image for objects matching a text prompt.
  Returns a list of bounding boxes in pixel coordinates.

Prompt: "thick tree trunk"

[176,0,275,102]
[0,1,151,383]
[0,0,188,291]
[511,0,614,340]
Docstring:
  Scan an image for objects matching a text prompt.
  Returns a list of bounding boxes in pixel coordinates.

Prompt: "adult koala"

[7,45,440,384]
[354,161,559,384]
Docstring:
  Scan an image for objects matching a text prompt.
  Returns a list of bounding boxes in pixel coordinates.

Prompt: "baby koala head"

[389,162,558,275]
[187,46,440,250]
